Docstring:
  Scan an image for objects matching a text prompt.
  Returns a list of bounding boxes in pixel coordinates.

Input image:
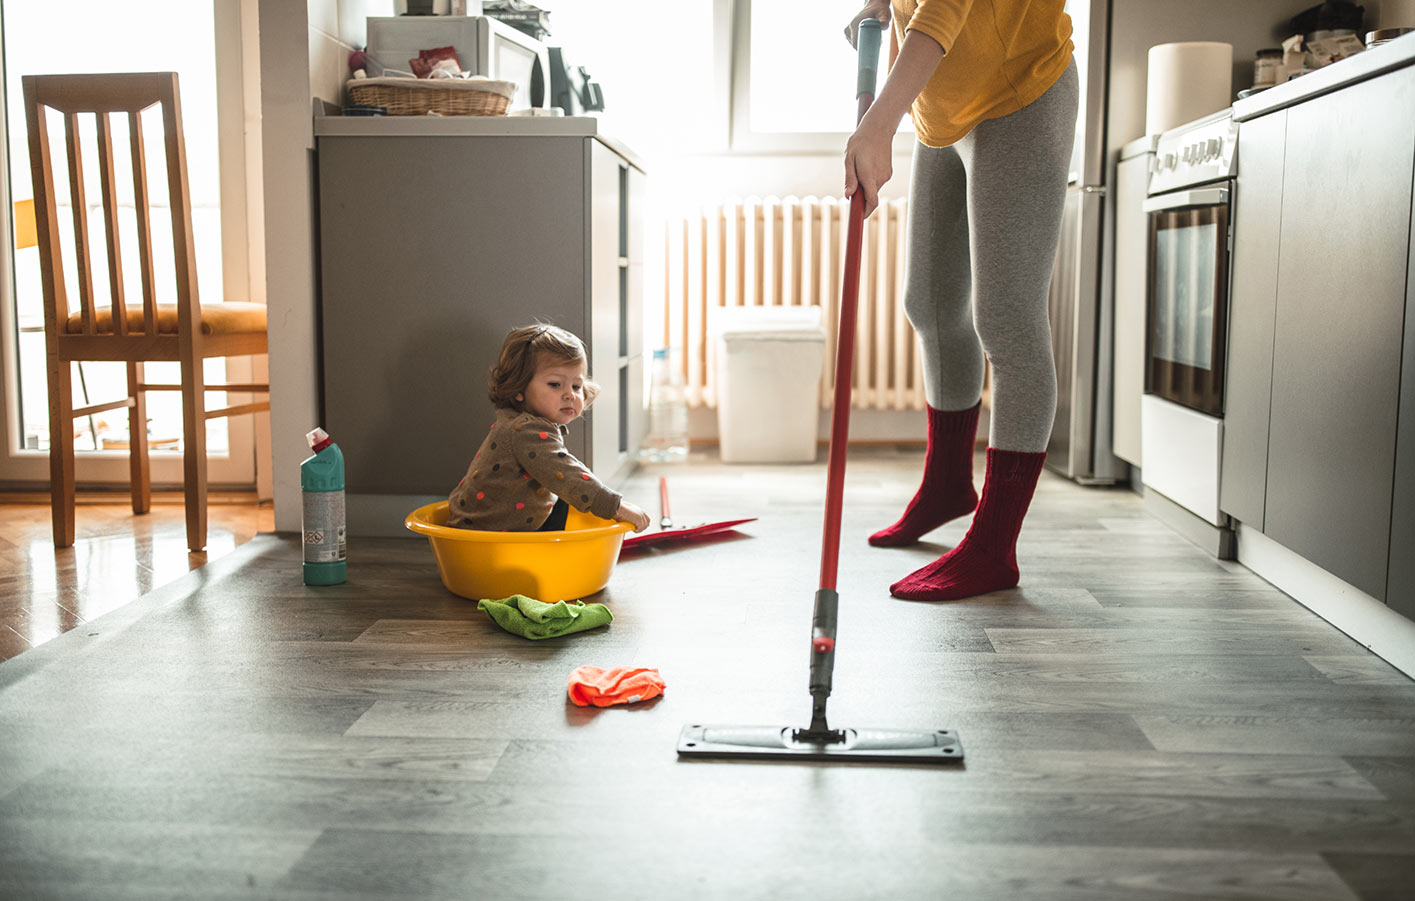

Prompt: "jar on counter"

[1253,48,1283,87]
[1366,28,1413,47]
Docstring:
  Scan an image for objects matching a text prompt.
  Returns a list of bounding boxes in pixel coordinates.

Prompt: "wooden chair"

[23,72,268,553]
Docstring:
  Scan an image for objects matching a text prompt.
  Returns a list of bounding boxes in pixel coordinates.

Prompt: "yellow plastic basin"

[405,501,633,602]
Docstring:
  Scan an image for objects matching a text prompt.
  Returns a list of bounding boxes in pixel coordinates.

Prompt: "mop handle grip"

[856,18,882,98]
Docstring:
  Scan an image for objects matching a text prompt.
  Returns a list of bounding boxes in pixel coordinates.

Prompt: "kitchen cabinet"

[1110,139,1153,467]
[1219,110,1286,532]
[1390,195,1415,620]
[314,117,646,535]
[1262,67,1414,601]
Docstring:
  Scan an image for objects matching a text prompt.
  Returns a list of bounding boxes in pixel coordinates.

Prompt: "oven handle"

[1143,187,1229,213]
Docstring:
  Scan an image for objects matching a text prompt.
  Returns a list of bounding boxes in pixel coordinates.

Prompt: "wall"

[1368,0,1415,30]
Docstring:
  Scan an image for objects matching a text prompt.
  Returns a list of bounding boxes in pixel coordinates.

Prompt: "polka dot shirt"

[447,408,622,530]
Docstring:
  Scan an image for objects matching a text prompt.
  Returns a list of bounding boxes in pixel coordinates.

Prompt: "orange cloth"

[567,665,666,707]
[891,0,1074,147]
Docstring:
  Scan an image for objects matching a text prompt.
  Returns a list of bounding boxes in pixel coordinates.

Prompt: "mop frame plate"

[677,724,964,763]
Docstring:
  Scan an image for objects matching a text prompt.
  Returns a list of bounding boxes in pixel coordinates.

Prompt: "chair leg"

[181,356,207,553]
[127,361,151,515]
[48,358,76,548]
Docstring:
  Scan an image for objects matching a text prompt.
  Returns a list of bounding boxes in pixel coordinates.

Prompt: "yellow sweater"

[892,0,1074,147]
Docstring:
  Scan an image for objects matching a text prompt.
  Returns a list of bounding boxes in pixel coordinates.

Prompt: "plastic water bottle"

[641,347,689,462]
[301,427,346,585]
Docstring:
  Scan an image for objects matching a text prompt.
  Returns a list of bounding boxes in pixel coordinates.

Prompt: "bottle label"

[303,490,347,564]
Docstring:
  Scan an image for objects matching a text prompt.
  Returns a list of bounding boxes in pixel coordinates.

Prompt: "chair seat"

[65,302,266,336]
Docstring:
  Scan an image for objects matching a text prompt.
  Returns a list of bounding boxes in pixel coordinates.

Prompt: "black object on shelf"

[1290,1,1365,36]
[548,47,604,116]
[484,0,552,40]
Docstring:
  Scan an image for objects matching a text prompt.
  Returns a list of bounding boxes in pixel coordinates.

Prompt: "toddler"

[448,324,650,533]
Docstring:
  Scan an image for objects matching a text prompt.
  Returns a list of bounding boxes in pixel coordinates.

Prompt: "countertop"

[1233,31,1415,121]
[313,112,645,172]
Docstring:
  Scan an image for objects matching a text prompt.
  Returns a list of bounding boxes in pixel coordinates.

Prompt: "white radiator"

[660,196,926,412]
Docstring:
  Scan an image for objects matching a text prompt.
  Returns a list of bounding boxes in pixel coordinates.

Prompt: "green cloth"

[475,595,613,640]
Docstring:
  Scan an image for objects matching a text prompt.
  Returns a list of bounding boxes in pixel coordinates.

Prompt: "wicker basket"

[345,76,516,117]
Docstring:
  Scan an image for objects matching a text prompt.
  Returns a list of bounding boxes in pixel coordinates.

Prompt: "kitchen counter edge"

[313,114,646,172]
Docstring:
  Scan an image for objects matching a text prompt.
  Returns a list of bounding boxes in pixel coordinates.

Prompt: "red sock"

[890,448,1046,601]
[869,402,980,547]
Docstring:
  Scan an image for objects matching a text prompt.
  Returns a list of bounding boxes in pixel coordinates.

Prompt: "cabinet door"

[625,165,649,454]
[1220,110,1286,531]
[1111,153,1150,466]
[1390,179,1415,619]
[588,140,625,484]
[1265,69,1415,600]
[318,134,588,497]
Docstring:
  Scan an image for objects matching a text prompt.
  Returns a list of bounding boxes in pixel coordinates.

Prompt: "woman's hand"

[844,1,892,49]
[615,500,651,533]
[844,118,893,219]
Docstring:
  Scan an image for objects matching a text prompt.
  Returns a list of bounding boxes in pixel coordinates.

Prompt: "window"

[733,0,912,153]
[2,1,234,463]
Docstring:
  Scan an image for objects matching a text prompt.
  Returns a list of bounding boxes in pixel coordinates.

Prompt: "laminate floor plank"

[1134,714,1415,756]
[276,829,1357,901]
[2,449,1412,897]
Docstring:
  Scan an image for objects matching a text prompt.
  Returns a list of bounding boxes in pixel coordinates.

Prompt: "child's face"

[516,359,587,425]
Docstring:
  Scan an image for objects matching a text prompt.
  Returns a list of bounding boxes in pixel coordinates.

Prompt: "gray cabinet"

[315,119,645,535]
[1263,68,1415,600]
[1220,110,1287,531]
[1391,191,1415,619]
[588,141,646,484]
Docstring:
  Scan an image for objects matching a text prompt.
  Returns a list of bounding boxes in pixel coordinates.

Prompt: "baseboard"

[1237,523,1415,679]
[1143,487,1236,559]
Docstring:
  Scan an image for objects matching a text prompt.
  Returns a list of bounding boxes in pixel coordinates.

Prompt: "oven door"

[1143,186,1230,417]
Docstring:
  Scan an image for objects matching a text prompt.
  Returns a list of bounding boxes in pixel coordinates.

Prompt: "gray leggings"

[903,59,1078,453]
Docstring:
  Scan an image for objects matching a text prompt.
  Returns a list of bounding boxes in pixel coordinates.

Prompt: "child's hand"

[615,500,651,533]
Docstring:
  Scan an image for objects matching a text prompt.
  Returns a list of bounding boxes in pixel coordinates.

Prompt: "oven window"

[1153,220,1218,369]
[1147,203,1228,416]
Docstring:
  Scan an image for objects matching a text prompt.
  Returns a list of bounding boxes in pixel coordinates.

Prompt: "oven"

[1138,109,1238,550]
[1144,185,1230,416]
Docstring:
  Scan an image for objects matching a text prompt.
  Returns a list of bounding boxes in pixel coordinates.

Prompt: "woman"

[843,0,1077,600]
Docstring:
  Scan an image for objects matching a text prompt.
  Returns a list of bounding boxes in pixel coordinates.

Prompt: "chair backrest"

[21,72,199,346]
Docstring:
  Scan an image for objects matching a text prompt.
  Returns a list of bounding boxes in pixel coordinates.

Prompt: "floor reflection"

[0,494,274,661]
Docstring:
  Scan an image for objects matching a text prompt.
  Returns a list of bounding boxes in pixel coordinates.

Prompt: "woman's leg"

[892,60,1079,601]
[869,140,984,547]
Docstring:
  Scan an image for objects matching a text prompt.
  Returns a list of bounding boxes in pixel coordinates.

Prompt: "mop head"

[677,724,963,763]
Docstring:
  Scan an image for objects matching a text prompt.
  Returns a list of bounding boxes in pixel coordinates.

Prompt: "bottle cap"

[306,427,333,452]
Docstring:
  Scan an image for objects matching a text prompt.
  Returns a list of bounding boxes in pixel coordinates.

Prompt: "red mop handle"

[818,61,878,591]
[818,188,868,592]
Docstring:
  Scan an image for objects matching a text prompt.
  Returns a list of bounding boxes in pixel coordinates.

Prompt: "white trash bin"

[713,306,827,463]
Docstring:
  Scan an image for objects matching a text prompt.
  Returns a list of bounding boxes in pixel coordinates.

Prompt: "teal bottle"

[301,427,346,585]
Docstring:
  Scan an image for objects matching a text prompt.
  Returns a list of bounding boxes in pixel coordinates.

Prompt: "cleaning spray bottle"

[301,427,346,585]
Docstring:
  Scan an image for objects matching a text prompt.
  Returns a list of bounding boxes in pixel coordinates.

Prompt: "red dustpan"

[620,477,756,550]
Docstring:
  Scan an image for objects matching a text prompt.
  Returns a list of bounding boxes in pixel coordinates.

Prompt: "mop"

[677,19,963,764]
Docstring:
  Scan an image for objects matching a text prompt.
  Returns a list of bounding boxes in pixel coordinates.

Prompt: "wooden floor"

[0,491,273,662]
[2,449,1413,899]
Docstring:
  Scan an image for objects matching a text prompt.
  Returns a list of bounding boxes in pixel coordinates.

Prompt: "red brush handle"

[818,91,874,591]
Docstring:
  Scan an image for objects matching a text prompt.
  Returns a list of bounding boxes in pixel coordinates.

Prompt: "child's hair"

[489,323,600,410]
